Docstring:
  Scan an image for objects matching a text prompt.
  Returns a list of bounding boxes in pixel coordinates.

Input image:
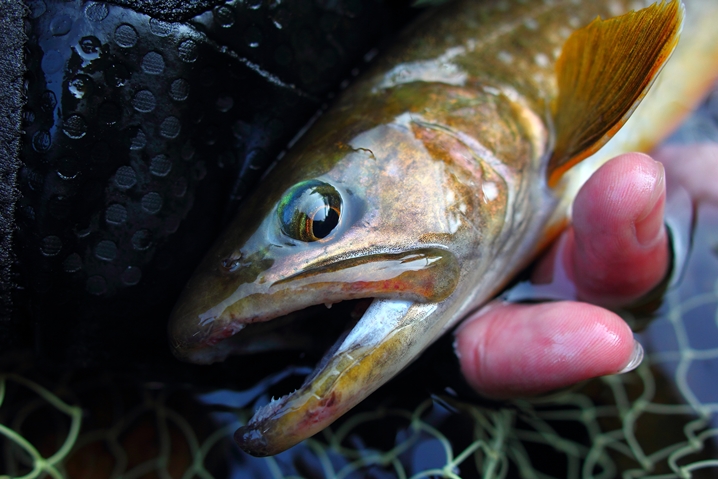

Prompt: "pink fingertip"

[455,302,635,398]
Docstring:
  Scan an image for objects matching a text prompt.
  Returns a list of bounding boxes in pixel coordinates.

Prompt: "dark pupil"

[279,180,342,242]
[309,204,340,239]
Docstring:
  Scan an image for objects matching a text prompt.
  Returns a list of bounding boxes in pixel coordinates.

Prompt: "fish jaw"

[168,241,461,456]
[234,299,441,456]
[168,244,460,364]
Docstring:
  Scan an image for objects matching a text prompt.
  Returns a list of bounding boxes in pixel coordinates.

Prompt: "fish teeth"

[325,303,333,309]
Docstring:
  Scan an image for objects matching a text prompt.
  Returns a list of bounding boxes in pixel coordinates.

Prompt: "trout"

[169,0,718,456]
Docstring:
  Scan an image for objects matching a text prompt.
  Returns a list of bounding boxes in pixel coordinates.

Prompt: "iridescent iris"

[277,180,342,242]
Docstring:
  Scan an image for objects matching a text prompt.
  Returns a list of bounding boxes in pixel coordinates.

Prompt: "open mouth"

[200,298,374,416]
[242,299,370,417]
[169,247,459,455]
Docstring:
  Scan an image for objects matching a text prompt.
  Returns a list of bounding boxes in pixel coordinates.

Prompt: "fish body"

[168,0,713,456]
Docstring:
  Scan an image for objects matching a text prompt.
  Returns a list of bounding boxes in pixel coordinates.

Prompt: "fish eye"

[277,180,342,242]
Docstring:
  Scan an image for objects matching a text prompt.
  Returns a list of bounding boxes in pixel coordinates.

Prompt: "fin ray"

[548,0,684,187]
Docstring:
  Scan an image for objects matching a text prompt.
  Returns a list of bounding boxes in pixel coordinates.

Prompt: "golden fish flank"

[168,0,696,457]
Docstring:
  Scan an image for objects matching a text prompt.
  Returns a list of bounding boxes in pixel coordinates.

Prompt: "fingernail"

[617,339,644,374]
[635,160,665,247]
[453,337,461,359]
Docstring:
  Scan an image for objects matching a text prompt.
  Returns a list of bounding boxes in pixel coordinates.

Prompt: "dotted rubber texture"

[17,0,397,369]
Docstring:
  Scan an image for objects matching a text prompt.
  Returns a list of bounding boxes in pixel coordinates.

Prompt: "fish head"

[169,116,478,361]
[168,109,495,454]
[167,80,545,456]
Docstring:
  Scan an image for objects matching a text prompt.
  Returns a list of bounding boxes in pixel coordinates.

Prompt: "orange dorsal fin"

[547,0,684,187]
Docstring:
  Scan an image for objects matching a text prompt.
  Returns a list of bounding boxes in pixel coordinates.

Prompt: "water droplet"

[128,127,146,150]
[114,165,137,189]
[172,177,187,197]
[244,26,262,48]
[165,214,180,234]
[25,169,43,191]
[41,50,63,74]
[39,90,56,113]
[32,130,51,152]
[115,24,138,48]
[121,266,142,285]
[178,40,198,63]
[78,36,102,57]
[141,51,165,75]
[23,109,35,126]
[216,95,234,112]
[150,155,172,177]
[85,2,109,21]
[246,148,267,171]
[95,240,117,261]
[57,158,79,180]
[63,253,82,273]
[169,78,189,101]
[132,90,156,112]
[271,9,290,30]
[160,116,180,139]
[132,229,152,250]
[40,235,62,256]
[141,192,163,214]
[50,15,72,36]
[193,161,207,180]
[214,5,235,28]
[74,224,92,238]
[181,144,195,160]
[106,204,127,225]
[28,0,46,19]
[68,75,92,99]
[63,114,87,139]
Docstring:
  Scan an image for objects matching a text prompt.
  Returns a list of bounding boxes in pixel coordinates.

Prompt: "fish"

[168,0,718,457]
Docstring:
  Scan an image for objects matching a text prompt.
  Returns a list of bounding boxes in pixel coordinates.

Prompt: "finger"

[454,301,640,399]
[653,143,718,205]
[565,153,669,306]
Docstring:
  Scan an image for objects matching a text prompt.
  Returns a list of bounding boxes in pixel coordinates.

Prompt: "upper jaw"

[169,246,460,363]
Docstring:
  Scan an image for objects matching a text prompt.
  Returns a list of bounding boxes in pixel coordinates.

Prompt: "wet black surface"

[16,0,413,370]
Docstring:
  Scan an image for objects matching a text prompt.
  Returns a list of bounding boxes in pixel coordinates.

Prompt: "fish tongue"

[235,298,439,456]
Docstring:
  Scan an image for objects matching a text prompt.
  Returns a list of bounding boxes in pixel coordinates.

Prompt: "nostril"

[221,253,243,273]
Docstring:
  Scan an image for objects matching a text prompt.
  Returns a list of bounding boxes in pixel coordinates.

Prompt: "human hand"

[455,152,671,398]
